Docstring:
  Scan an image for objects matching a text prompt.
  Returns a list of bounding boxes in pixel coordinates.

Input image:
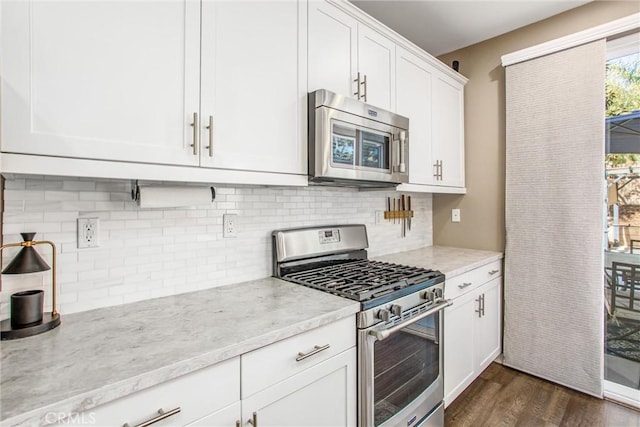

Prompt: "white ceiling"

[351,1,592,56]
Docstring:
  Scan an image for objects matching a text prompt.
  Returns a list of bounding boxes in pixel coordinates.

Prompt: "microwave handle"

[398,130,407,173]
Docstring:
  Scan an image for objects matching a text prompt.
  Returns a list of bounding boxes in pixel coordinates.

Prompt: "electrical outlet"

[78,217,99,248]
[375,210,384,224]
[451,209,461,223]
[223,214,238,238]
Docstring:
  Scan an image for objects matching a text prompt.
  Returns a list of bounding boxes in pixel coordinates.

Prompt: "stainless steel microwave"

[308,89,409,188]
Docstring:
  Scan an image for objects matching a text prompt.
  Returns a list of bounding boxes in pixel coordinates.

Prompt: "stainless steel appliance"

[308,89,410,188]
[272,224,450,427]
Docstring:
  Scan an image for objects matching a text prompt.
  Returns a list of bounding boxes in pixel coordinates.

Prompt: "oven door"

[358,299,451,427]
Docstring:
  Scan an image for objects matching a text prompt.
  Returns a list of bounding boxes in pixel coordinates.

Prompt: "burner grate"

[282,260,443,302]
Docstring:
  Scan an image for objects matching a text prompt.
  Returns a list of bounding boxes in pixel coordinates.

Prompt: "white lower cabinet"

[241,348,357,427]
[60,357,240,427]
[61,317,356,427]
[240,315,357,427]
[187,402,241,427]
[444,263,502,407]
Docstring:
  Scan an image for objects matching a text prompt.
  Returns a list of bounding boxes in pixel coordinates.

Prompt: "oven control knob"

[376,309,391,322]
[422,289,443,302]
[390,304,402,317]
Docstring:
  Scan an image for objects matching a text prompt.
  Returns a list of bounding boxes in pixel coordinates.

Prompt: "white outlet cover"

[375,210,384,224]
[223,214,238,238]
[78,217,100,248]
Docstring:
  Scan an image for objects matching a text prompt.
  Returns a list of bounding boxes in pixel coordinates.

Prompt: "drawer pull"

[488,269,500,275]
[458,282,473,289]
[296,344,330,362]
[123,407,181,427]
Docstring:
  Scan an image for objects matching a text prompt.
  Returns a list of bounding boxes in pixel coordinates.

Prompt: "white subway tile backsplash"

[2,176,433,318]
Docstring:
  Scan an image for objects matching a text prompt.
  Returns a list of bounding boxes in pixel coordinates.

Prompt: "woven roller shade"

[504,40,605,397]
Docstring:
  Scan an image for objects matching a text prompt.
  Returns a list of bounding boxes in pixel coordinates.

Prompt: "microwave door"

[359,130,390,172]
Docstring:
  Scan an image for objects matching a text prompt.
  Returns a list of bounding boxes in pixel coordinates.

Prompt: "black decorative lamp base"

[1,313,61,340]
[1,233,61,340]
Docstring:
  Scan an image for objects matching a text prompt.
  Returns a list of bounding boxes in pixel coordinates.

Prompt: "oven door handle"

[368,299,453,341]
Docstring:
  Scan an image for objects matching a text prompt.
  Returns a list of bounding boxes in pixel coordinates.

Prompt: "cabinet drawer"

[67,357,240,427]
[241,316,355,398]
[444,259,502,300]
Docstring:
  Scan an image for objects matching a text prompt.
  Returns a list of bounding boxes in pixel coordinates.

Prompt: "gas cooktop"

[272,224,444,310]
[282,259,442,303]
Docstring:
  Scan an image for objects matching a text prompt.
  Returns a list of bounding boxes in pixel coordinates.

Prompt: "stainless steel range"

[272,224,451,427]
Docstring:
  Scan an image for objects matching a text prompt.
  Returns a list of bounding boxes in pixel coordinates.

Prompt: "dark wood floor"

[445,363,640,427]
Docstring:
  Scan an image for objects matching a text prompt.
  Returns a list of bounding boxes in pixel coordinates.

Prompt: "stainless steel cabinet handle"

[247,411,258,426]
[190,112,199,155]
[369,299,452,341]
[433,160,443,180]
[481,293,486,317]
[123,407,181,427]
[361,74,367,102]
[296,344,330,362]
[398,130,407,173]
[458,282,473,289]
[353,72,361,99]
[206,115,214,157]
[488,269,499,275]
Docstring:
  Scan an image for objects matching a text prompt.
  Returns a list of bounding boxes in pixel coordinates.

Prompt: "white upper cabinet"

[356,25,396,110]
[308,1,358,100]
[432,73,465,188]
[1,0,307,184]
[396,46,466,191]
[1,0,201,166]
[395,47,435,186]
[200,1,306,175]
[308,1,395,110]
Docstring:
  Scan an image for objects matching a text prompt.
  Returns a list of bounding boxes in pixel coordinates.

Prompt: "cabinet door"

[241,348,357,427]
[200,1,306,175]
[308,1,358,98]
[432,73,465,187]
[443,290,477,407]
[357,25,395,110]
[1,0,200,166]
[186,402,241,427]
[57,358,240,427]
[396,47,434,185]
[475,277,502,371]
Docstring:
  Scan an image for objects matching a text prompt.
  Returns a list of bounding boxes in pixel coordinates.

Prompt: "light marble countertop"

[0,277,359,427]
[374,245,503,278]
[1,245,502,426]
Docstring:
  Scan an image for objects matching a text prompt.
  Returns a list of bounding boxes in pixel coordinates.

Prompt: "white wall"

[1,176,432,318]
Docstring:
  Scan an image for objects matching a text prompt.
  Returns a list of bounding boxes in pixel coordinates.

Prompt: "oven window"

[373,314,440,426]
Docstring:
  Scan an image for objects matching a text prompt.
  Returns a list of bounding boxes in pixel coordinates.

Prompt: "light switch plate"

[451,209,461,223]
